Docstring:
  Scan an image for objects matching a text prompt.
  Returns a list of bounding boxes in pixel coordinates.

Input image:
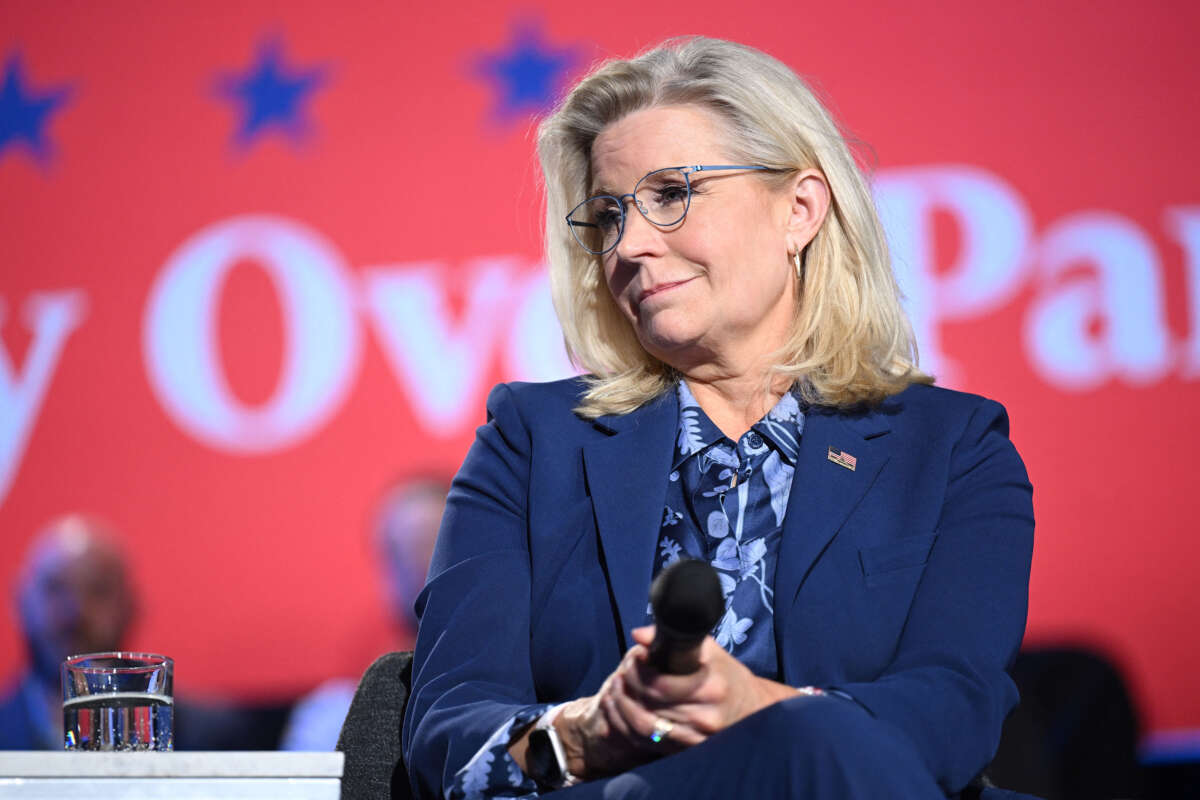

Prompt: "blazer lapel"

[774,405,893,671]
[582,392,678,650]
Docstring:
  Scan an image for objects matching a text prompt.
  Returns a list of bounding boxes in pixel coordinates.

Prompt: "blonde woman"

[402,37,1034,800]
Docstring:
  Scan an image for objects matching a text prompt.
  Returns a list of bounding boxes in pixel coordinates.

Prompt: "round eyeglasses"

[565,164,772,255]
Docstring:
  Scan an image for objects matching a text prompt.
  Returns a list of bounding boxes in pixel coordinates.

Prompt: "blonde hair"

[537,36,931,417]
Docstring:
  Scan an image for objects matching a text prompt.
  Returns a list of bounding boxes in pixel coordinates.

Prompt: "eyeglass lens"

[568,168,691,254]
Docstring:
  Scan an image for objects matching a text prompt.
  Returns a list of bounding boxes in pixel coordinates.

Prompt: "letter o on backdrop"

[143,215,361,454]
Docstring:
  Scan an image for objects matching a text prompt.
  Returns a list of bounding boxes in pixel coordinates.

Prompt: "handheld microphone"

[646,559,724,675]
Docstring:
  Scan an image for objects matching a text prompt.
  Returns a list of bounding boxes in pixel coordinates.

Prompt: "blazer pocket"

[859,533,937,585]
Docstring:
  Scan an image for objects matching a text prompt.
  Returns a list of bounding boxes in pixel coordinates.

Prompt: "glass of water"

[62,652,174,751]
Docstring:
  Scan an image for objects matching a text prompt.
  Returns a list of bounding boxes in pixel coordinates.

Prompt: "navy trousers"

[559,695,945,799]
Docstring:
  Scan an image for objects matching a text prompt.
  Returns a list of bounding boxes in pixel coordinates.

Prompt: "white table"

[0,752,343,799]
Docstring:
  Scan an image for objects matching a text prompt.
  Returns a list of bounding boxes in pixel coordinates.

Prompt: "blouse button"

[747,432,763,448]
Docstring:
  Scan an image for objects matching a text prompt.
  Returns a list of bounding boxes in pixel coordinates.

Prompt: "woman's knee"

[730,695,941,796]
[739,695,872,752]
[569,696,941,799]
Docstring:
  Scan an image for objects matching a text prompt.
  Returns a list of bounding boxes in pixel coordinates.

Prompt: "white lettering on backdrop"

[1025,212,1171,390]
[504,269,577,382]
[360,259,576,431]
[137,175,1196,456]
[1167,207,1200,377]
[142,215,360,453]
[874,165,1034,383]
[2,167,1196,484]
[0,292,86,503]
[362,258,519,432]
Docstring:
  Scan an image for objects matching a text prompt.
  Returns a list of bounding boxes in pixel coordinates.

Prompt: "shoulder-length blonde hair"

[537,36,931,418]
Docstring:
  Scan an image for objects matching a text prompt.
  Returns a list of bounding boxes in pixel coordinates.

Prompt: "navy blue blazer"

[402,377,1034,798]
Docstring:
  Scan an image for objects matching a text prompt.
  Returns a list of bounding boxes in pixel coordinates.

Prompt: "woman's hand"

[615,625,798,740]
[547,625,801,780]
[549,642,685,780]
[507,640,676,782]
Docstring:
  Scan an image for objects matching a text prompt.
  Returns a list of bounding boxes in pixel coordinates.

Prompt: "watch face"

[527,728,563,787]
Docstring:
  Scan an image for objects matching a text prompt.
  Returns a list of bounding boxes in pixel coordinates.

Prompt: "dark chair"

[989,647,1143,800]
[337,650,1039,800]
[337,650,414,800]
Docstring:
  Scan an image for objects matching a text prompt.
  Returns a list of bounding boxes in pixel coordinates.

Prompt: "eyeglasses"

[565,164,772,255]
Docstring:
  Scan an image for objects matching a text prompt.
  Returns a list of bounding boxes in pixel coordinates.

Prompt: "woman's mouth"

[638,278,695,304]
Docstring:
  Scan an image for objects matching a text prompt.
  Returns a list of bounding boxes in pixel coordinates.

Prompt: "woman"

[402,37,1034,799]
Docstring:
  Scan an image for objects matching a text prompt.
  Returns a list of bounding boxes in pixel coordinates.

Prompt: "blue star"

[0,53,72,166]
[474,21,580,121]
[216,37,328,150]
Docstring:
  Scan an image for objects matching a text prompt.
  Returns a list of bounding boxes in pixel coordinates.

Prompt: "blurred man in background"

[279,479,446,753]
[2,514,291,750]
[373,478,449,629]
[280,476,448,750]
[0,516,134,749]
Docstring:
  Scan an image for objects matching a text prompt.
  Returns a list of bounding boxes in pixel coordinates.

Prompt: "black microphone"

[646,559,724,675]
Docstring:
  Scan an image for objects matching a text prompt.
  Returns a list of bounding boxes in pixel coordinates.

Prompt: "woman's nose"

[615,203,663,259]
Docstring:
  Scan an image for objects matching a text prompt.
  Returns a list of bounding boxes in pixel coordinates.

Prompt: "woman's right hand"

[551,641,704,780]
[508,644,687,781]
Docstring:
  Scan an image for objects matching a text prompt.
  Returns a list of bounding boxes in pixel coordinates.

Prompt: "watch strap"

[533,704,579,788]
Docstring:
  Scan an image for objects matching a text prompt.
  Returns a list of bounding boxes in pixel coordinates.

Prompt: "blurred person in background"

[0,515,134,749]
[1,514,291,750]
[280,476,449,751]
[375,478,451,630]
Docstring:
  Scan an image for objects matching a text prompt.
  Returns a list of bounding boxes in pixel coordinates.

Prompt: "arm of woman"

[401,382,671,797]
[401,382,547,799]
[828,397,1035,793]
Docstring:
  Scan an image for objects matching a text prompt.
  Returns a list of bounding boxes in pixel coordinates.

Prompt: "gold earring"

[792,249,803,280]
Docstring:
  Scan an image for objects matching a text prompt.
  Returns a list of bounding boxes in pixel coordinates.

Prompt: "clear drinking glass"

[62,652,174,751]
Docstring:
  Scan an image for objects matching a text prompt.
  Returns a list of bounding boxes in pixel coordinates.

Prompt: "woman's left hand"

[611,625,801,745]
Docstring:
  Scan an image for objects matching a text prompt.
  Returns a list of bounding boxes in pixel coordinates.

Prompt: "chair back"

[336,650,414,800]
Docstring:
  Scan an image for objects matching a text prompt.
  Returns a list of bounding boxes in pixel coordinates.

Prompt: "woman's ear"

[785,169,830,250]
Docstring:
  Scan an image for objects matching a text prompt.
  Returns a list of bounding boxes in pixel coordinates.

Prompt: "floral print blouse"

[650,380,802,679]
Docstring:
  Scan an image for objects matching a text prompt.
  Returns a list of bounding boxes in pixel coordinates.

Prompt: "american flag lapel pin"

[827,446,857,471]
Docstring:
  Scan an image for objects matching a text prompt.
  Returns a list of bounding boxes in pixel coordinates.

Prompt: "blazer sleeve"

[401,382,543,800]
[832,396,1035,793]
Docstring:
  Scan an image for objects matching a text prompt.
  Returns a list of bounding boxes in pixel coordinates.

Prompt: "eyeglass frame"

[565,164,774,255]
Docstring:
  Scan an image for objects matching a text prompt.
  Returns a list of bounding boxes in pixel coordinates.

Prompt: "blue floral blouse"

[445,383,805,800]
[650,380,802,679]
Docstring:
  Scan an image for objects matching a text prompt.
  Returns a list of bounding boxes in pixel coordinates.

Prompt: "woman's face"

[590,104,799,374]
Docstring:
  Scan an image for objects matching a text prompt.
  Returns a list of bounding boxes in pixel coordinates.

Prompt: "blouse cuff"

[447,703,553,800]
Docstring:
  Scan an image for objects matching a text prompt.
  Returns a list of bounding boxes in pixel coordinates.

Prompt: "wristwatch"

[526,705,578,790]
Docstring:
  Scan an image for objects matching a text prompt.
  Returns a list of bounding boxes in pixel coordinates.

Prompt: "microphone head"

[649,559,724,637]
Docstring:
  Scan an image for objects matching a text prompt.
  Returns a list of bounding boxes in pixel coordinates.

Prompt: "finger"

[618,644,662,699]
[612,689,706,752]
[690,635,729,669]
[622,657,702,709]
[666,721,707,747]
[611,683,674,751]
[618,652,657,705]
[620,643,648,674]
[601,677,636,740]
[656,701,726,736]
[612,678,672,754]
[635,661,710,704]
[630,625,655,647]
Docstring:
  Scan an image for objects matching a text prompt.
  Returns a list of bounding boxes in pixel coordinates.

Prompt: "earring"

[792,249,803,280]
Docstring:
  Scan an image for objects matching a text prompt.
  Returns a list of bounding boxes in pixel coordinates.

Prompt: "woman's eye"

[656,185,689,205]
[595,208,622,230]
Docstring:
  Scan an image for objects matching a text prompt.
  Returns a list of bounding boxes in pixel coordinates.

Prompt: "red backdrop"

[2,0,1198,736]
